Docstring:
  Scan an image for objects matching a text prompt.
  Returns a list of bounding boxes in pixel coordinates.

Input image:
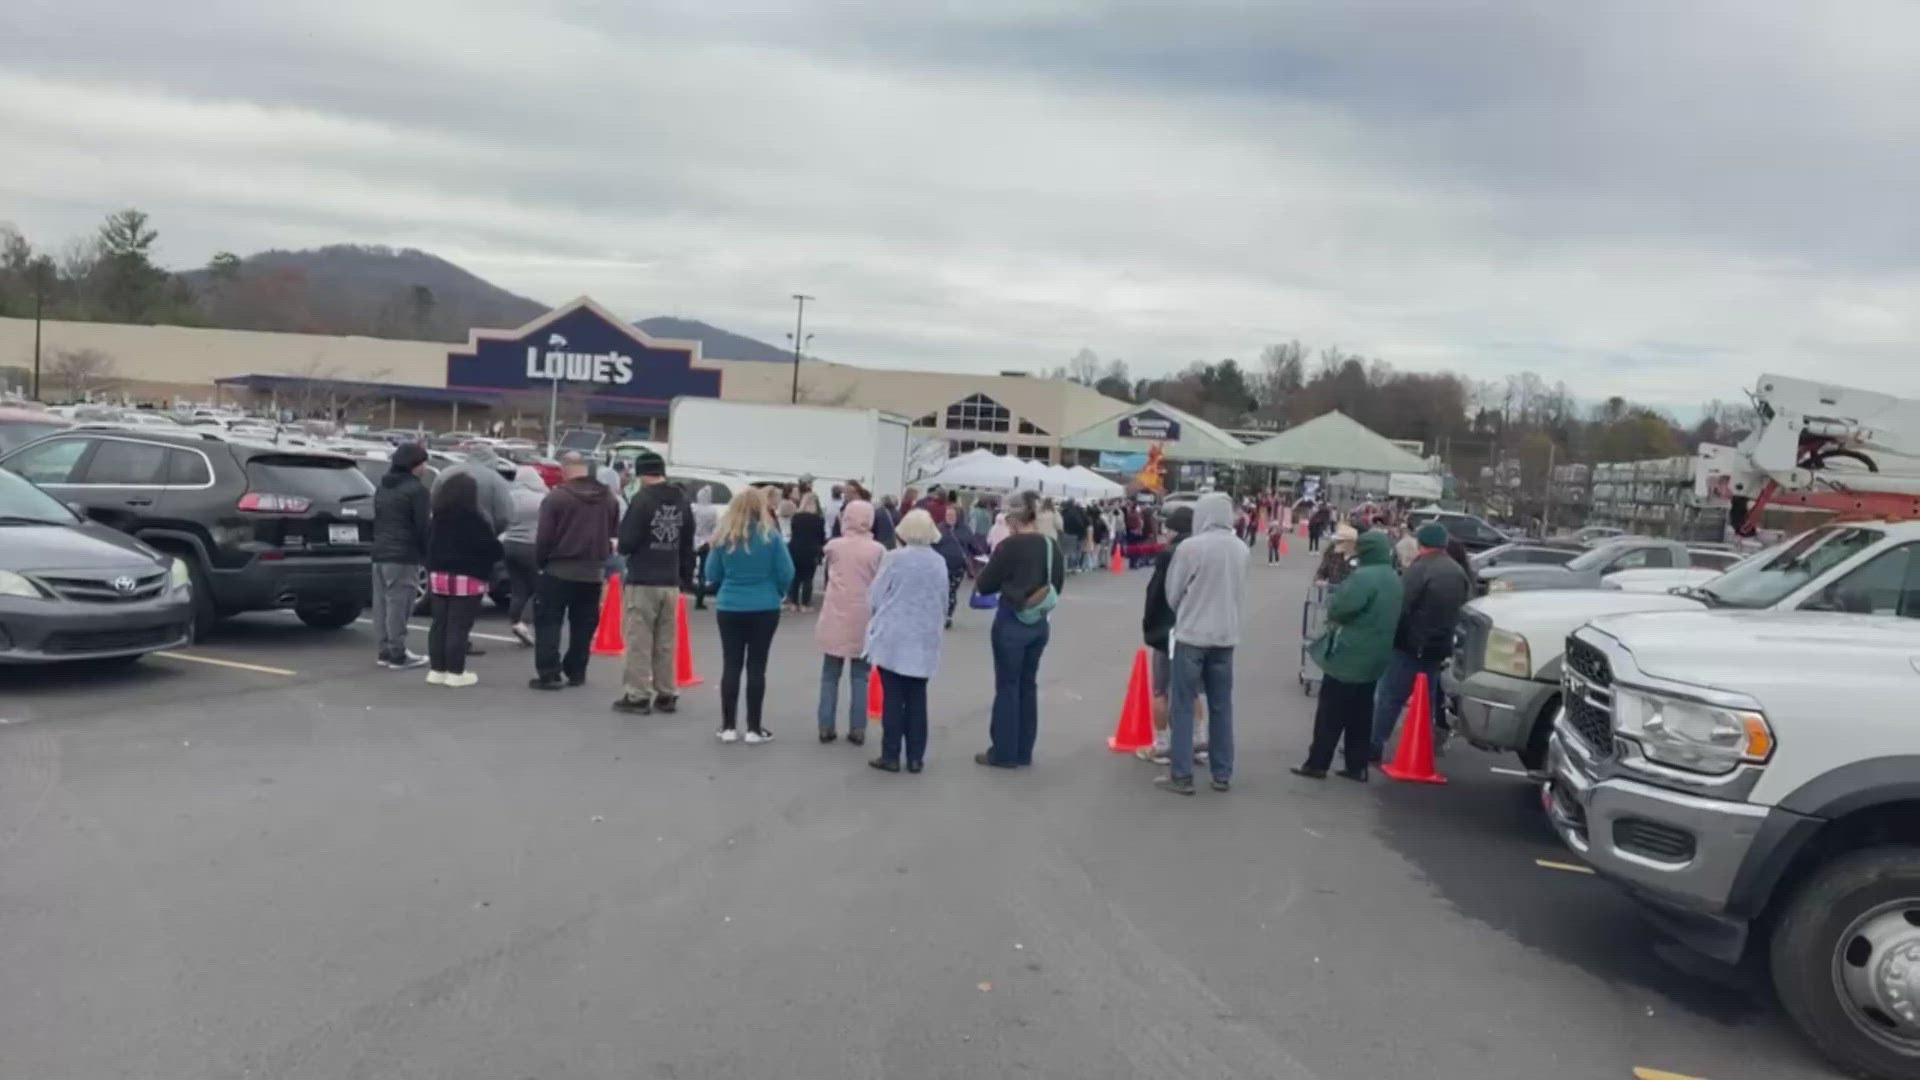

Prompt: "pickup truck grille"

[1565,637,1613,688]
[1565,693,1614,757]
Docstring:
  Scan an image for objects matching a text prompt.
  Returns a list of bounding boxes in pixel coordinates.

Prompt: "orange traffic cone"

[590,573,625,656]
[1278,530,1289,555]
[1382,673,1447,784]
[866,664,884,721]
[672,593,703,687]
[1109,543,1125,573]
[1296,519,1307,536]
[1106,647,1155,752]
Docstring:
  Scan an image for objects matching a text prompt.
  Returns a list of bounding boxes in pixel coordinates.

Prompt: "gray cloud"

[3,0,1917,409]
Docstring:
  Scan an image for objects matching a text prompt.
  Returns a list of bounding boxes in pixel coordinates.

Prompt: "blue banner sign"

[447,298,722,402]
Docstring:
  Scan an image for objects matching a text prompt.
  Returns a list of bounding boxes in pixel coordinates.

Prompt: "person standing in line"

[1294,529,1403,781]
[370,443,432,669]
[1036,497,1063,541]
[916,485,949,526]
[424,473,503,688]
[814,499,884,744]
[433,444,515,531]
[1155,493,1248,795]
[873,494,899,549]
[1315,523,1359,585]
[690,485,719,609]
[1391,523,1419,570]
[785,493,827,612]
[612,450,694,716]
[1136,506,1197,765]
[528,451,620,691]
[972,490,1066,768]
[933,504,970,628]
[704,486,794,744]
[864,509,950,773]
[824,484,844,538]
[1370,522,1472,762]
[501,464,547,646]
[967,496,995,538]
[1059,499,1087,573]
[1307,503,1330,553]
[1265,510,1285,565]
[1089,504,1111,569]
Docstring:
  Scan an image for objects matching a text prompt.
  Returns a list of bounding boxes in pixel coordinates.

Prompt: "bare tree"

[47,348,118,400]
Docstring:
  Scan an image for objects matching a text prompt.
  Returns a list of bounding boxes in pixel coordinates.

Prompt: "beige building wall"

[0,315,1130,460]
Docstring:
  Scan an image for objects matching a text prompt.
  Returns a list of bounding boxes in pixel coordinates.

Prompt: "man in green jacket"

[1294,529,1404,781]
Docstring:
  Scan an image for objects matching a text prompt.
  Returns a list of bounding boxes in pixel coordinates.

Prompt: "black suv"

[0,429,375,636]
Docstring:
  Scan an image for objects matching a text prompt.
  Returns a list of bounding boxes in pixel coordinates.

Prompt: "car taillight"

[237,492,312,513]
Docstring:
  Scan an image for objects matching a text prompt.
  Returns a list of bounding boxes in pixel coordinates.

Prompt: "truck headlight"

[1484,628,1531,677]
[1613,687,1773,775]
[1487,578,1515,592]
[0,570,46,599]
[168,557,192,593]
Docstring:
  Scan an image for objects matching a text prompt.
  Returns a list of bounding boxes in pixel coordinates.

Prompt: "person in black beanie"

[371,442,432,669]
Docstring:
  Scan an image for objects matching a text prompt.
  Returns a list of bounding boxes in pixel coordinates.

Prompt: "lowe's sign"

[446,297,722,402]
[1117,408,1181,441]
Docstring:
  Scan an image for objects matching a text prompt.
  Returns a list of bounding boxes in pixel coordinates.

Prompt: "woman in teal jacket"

[704,486,795,744]
[1295,529,1403,780]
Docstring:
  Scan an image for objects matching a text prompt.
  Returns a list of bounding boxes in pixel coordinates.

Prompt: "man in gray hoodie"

[1156,491,1249,795]
[433,444,515,533]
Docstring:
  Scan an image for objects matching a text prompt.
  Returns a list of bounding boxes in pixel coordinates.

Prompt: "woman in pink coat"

[815,500,886,744]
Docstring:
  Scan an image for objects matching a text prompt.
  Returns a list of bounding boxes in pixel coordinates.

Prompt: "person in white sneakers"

[423,473,502,688]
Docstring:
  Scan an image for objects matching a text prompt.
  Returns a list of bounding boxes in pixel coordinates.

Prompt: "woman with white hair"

[863,509,950,773]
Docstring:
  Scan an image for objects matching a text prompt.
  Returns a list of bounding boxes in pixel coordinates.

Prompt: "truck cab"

[1546,607,1920,1080]
[1451,519,1920,771]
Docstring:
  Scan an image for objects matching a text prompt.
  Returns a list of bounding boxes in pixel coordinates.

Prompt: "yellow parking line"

[1634,1069,1710,1080]
[152,651,298,677]
[1535,858,1595,875]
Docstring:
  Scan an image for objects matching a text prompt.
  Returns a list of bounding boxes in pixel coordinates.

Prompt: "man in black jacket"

[530,452,621,690]
[1370,522,1472,761]
[611,450,694,714]
[370,443,431,669]
[1136,506,1196,763]
[1060,500,1089,572]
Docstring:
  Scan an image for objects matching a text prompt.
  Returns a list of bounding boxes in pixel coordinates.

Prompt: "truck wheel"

[1771,845,1920,1080]
[296,602,364,630]
[1518,698,1560,772]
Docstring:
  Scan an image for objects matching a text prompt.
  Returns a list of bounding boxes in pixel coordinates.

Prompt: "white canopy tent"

[918,452,1123,499]
[1066,465,1125,499]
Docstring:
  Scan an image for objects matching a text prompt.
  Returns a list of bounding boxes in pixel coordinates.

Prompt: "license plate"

[328,524,361,545]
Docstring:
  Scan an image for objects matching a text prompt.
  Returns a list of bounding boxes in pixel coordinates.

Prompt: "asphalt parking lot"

[0,548,1839,1079]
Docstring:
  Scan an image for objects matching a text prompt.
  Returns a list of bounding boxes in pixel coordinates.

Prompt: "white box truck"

[667,399,911,497]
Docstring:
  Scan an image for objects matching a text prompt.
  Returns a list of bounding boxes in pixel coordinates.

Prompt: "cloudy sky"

[4,1,1917,409]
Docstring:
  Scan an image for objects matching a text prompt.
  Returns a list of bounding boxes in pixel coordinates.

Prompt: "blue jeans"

[817,654,870,735]
[1370,648,1445,759]
[1168,643,1235,783]
[987,608,1049,765]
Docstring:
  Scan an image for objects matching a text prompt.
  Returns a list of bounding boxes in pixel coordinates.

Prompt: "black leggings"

[787,554,818,607]
[946,566,964,618]
[717,608,780,732]
[428,594,481,674]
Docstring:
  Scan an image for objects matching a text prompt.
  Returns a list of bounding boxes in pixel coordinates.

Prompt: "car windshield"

[1698,525,1886,608]
[0,466,78,524]
[0,420,71,454]
[1565,542,1635,572]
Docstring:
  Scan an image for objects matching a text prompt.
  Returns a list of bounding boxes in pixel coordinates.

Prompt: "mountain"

[636,316,793,363]
[180,244,549,342]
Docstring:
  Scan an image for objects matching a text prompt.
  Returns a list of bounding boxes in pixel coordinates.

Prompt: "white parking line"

[1534,858,1595,875]
[354,618,523,645]
[153,651,298,677]
[1489,766,1535,778]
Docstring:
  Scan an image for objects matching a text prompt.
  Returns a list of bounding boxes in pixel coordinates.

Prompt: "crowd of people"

[372,439,1458,792]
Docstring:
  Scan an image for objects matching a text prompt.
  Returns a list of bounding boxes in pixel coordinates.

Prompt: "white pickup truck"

[1546,607,1920,1080]
[1449,519,1916,772]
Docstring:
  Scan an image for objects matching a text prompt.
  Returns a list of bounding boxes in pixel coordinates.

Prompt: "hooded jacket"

[617,478,695,588]
[1163,493,1250,648]
[500,466,547,546]
[1141,507,1194,651]
[372,467,431,564]
[432,446,514,532]
[535,476,620,583]
[1311,530,1404,683]
[816,500,885,657]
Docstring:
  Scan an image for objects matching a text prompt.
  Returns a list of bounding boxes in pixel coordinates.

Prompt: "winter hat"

[633,449,666,477]
[1166,506,1195,537]
[390,443,428,471]
[1416,523,1450,549]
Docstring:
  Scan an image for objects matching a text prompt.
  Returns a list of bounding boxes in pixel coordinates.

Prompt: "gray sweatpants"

[622,585,680,700]
[371,562,418,659]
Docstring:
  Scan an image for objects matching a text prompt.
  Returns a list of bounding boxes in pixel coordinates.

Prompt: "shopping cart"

[1298,579,1331,695]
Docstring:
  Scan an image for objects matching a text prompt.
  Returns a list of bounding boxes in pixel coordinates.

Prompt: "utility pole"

[787,293,813,404]
[28,255,53,401]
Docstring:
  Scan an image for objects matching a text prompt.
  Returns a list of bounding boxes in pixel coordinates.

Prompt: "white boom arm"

[1695,374,1920,530]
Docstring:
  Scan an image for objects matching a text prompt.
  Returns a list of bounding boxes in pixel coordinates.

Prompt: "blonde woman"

[703,487,795,744]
